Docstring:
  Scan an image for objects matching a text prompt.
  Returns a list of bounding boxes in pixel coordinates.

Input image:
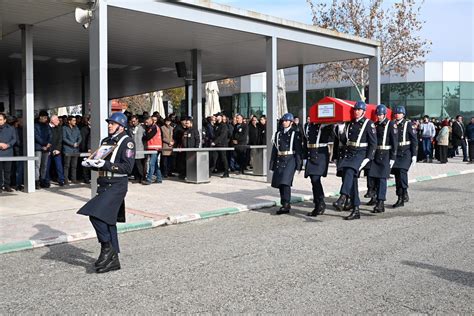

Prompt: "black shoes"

[392,196,404,208]
[366,197,377,206]
[3,186,14,193]
[333,194,347,212]
[403,191,409,202]
[222,172,229,178]
[276,203,291,215]
[95,242,121,273]
[372,200,385,213]
[344,206,360,220]
[319,200,326,215]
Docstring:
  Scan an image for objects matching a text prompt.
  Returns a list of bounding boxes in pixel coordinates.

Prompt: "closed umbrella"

[151,91,165,117]
[205,81,221,117]
[277,69,288,118]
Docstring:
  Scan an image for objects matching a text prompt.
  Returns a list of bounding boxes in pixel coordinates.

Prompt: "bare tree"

[306,0,431,101]
[119,93,151,114]
[163,87,185,113]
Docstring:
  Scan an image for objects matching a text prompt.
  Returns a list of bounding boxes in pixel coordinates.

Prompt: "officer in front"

[77,112,135,273]
[303,122,334,217]
[269,113,303,215]
[366,105,398,213]
[332,101,376,220]
[391,105,417,208]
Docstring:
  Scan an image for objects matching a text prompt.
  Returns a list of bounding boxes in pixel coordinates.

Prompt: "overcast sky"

[215,0,474,62]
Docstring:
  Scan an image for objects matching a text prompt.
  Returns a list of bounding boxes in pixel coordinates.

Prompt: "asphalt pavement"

[1,174,473,314]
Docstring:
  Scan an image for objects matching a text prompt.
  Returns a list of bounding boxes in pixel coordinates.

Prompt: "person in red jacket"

[142,115,163,185]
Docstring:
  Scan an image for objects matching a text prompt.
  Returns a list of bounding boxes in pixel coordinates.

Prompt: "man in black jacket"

[80,116,91,183]
[452,115,468,161]
[232,114,248,174]
[45,115,65,187]
[210,113,230,177]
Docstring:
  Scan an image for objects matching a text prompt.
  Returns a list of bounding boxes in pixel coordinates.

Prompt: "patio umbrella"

[277,69,288,118]
[151,91,165,117]
[205,81,221,118]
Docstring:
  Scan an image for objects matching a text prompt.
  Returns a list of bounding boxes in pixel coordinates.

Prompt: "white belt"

[307,143,328,148]
[98,171,128,178]
[277,151,295,156]
[399,141,411,146]
[347,141,368,148]
[377,145,392,150]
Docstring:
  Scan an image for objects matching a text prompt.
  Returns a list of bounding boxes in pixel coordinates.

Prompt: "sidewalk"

[1,156,473,253]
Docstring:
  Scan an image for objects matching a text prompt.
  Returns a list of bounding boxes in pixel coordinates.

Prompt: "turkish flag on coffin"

[309,97,392,124]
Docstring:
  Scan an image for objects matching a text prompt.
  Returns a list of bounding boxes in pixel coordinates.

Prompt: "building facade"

[219,61,474,120]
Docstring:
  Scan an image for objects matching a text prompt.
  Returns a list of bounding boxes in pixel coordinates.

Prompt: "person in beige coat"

[436,120,450,164]
[161,116,174,177]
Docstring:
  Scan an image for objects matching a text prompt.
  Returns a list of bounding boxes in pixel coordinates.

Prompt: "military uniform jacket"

[269,128,303,188]
[368,118,398,178]
[303,123,333,178]
[338,117,377,174]
[77,132,135,225]
[232,123,248,153]
[391,119,417,171]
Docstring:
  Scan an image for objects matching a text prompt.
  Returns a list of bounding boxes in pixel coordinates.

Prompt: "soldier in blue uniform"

[303,122,334,217]
[367,105,398,213]
[78,112,135,273]
[332,101,377,220]
[269,113,303,215]
[391,105,417,208]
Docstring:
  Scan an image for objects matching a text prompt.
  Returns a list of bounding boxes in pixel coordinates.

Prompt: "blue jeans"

[422,137,432,159]
[46,153,65,184]
[146,152,163,183]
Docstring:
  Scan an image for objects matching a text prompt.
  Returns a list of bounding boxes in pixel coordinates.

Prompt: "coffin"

[309,97,392,123]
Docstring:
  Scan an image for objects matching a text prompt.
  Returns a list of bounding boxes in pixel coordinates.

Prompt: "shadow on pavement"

[30,224,96,274]
[401,260,474,288]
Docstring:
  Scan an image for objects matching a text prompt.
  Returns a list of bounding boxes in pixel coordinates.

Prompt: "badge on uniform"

[371,123,376,133]
[127,142,134,149]
[125,149,134,158]
[239,128,242,132]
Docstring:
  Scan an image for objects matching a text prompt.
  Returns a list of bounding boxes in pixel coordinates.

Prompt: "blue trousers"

[340,168,360,206]
[146,152,163,183]
[369,177,387,201]
[393,168,408,196]
[422,137,433,159]
[279,185,291,204]
[310,175,324,203]
[90,216,120,253]
[46,154,65,184]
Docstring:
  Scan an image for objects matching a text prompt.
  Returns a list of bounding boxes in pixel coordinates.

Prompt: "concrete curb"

[1,168,473,255]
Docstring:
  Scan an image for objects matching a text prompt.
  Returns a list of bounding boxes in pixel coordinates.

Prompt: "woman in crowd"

[436,120,450,164]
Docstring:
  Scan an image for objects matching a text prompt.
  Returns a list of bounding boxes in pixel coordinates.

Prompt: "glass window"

[425,82,443,99]
[389,83,407,102]
[406,82,425,100]
[249,93,265,117]
[443,82,460,99]
[335,87,350,100]
[406,100,424,118]
[381,84,390,102]
[425,100,443,118]
[460,99,474,114]
[460,82,474,100]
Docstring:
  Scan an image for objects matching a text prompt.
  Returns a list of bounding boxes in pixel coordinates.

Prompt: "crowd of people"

[0,109,473,194]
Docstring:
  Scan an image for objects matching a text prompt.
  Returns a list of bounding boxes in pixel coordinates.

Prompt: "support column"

[192,49,202,148]
[20,24,35,193]
[89,0,108,196]
[266,36,278,183]
[8,86,15,116]
[368,46,381,105]
[298,64,307,121]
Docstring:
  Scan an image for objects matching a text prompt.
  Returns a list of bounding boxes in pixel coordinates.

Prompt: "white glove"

[90,159,105,168]
[81,158,93,168]
[359,158,370,171]
[411,156,417,166]
[389,160,395,168]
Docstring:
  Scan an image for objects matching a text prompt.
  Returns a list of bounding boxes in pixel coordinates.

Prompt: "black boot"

[95,242,113,267]
[319,200,326,215]
[392,196,404,208]
[307,200,320,217]
[366,197,377,206]
[221,172,229,178]
[276,203,291,215]
[96,253,121,273]
[403,191,409,202]
[364,190,374,198]
[35,181,41,190]
[332,194,347,212]
[344,206,360,220]
[372,200,385,213]
[343,198,353,211]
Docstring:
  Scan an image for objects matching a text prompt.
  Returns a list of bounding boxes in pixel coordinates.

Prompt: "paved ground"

[1,174,472,314]
[1,156,473,246]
